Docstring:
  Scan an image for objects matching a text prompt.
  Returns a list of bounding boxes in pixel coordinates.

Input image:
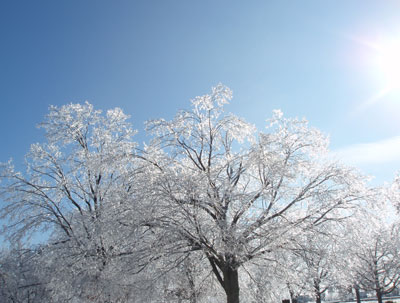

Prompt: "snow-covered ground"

[325,296,400,303]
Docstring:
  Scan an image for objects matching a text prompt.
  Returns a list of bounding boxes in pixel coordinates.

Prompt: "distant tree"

[290,227,342,303]
[240,260,283,303]
[266,248,309,303]
[158,252,216,303]
[344,206,400,303]
[0,246,48,303]
[144,84,367,303]
[389,175,400,212]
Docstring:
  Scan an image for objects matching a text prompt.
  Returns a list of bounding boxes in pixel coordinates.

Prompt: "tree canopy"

[0,85,399,303]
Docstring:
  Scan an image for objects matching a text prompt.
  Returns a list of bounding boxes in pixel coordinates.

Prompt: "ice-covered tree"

[290,227,342,303]
[0,102,153,301]
[144,84,367,303]
[343,202,400,303]
[0,85,370,303]
[0,246,49,303]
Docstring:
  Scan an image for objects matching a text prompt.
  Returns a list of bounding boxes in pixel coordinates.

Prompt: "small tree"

[290,227,342,303]
[345,206,400,303]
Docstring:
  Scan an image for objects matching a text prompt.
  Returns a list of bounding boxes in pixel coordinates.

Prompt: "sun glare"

[352,32,400,112]
[376,38,400,91]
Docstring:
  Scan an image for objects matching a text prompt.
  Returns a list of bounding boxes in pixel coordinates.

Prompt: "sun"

[351,33,400,112]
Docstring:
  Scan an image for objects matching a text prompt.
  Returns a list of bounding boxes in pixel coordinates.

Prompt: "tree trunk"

[374,263,383,303]
[354,285,361,303]
[376,288,383,303]
[223,267,240,303]
[289,289,297,303]
[207,256,240,303]
[314,280,321,303]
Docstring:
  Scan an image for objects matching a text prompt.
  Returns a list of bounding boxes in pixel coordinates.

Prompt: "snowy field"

[326,297,400,303]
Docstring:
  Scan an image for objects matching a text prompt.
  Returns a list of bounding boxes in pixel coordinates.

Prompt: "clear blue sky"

[1,0,400,184]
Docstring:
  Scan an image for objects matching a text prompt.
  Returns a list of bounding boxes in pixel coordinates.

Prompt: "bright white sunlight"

[375,36,400,91]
